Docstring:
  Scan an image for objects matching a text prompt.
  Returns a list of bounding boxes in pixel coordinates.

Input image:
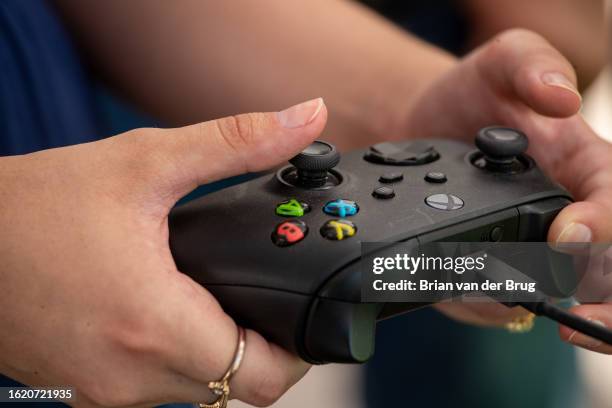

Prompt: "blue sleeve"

[0,0,102,156]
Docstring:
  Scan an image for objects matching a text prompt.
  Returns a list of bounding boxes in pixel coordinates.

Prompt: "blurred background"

[91,1,611,407]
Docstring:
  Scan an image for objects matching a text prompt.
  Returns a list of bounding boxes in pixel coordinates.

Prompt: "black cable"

[518,301,612,346]
[473,253,612,346]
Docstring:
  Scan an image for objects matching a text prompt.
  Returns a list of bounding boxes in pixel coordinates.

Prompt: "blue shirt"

[0,0,101,156]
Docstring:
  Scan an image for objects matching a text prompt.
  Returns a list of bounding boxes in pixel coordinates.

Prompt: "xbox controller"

[169,127,572,364]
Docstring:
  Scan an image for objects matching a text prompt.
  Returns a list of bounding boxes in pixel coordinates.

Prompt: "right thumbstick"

[475,127,529,172]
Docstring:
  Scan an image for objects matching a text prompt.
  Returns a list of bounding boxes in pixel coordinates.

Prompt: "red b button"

[272,219,308,247]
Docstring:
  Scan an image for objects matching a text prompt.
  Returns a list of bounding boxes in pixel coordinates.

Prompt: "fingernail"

[568,318,605,348]
[276,98,324,129]
[541,72,582,100]
[556,222,592,244]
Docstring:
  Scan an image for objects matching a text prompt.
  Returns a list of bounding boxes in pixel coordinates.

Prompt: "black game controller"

[169,127,573,364]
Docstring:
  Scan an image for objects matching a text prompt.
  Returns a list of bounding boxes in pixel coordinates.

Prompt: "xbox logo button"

[425,193,464,211]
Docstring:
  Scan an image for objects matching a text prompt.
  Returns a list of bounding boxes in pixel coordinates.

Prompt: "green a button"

[275,198,310,217]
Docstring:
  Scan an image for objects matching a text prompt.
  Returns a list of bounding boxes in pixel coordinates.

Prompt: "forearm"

[53,0,455,149]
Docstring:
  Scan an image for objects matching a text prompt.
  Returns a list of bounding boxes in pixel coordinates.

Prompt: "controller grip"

[204,285,311,357]
[168,260,387,363]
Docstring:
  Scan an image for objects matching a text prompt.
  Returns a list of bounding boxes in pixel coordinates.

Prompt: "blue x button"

[323,199,359,217]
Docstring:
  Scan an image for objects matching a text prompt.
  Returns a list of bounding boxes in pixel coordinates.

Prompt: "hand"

[0,98,327,407]
[403,29,612,354]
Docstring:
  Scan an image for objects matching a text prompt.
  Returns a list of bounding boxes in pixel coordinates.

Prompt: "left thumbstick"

[289,141,340,188]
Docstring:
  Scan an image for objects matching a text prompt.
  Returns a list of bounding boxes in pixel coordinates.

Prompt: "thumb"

[475,29,582,118]
[403,29,581,141]
[121,97,327,203]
